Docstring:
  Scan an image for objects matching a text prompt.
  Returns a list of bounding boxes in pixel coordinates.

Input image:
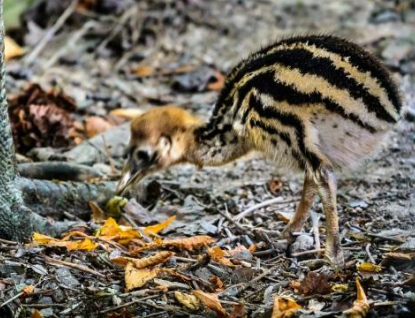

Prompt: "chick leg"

[281,173,318,241]
[315,165,344,268]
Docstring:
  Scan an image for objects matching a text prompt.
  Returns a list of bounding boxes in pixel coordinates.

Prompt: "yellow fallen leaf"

[66,239,98,251]
[32,233,97,251]
[332,284,348,293]
[98,217,141,244]
[175,291,201,311]
[32,232,56,245]
[272,296,301,318]
[357,262,382,273]
[5,36,24,61]
[144,215,176,235]
[110,108,144,120]
[193,290,229,318]
[342,278,369,317]
[207,246,235,267]
[111,251,174,268]
[125,262,159,291]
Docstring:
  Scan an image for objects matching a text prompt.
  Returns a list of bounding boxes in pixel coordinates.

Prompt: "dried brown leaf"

[111,251,174,268]
[135,235,214,252]
[210,275,225,291]
[193,290,229,318]
[230,303,247,318]
[125,262,159,291]
[208,246,235,267]
[8,83,76,153]
[290,271,331,295]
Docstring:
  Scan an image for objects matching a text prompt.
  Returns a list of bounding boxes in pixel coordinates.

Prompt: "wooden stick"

[24,0,78,65]
[43,256,105,278]
[233,197,298,221]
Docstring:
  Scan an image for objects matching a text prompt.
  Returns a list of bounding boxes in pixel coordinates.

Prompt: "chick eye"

[159,135,171,150]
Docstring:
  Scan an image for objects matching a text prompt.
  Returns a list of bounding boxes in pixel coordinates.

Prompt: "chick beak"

[115,156,154,196]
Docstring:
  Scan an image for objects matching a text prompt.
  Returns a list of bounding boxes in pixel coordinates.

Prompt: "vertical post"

[0,0,22,212]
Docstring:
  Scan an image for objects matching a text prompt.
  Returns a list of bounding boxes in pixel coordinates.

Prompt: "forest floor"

[1,0,415,317]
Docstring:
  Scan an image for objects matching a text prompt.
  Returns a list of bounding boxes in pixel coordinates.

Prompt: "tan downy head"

[115,106,202,195]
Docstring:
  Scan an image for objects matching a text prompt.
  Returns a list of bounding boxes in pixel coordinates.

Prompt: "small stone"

[55,267,79,288]
[382,40,414,62]
[39,308,54,318]
[92,163,113,176]
[289,235,314,255]
[348,199,368,209]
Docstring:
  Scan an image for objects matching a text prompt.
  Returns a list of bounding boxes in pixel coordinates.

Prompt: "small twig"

[43,256,105,278]
[101,295,160,314]
[367,233,406,243]
[291,246,362,258]
[365,243,376,264]
[22,304,67,308]
[218,207,249,235]
[45,20,97,69]
[0,238,18,245]
[173,256,197,263]
[233,197,298,221]
[221,266,279,297]
[1,277,45,308]
[24,0,78,65]
[0,291,23,308]
[135,300,187,315]
[310,211,321,257]
[94,4,137,55]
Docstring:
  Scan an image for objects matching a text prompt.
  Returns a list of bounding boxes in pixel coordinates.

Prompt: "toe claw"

[281,225,299,244]
[325,249,345,269]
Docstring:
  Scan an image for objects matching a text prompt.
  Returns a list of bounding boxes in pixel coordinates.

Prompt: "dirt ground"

[1,0,415,317]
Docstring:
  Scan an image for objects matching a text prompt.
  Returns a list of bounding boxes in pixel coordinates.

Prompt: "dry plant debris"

[1,0,415,317]
[8,83,77,153]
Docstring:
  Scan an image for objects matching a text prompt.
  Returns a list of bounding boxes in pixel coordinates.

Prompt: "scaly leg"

[281,172,318,242]
[315,165,344,268]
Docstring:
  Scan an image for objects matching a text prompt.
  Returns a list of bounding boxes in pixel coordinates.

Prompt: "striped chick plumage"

[117,35,402,267]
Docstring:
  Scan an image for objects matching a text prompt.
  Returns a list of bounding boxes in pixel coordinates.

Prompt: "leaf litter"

[2,0,415,317]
